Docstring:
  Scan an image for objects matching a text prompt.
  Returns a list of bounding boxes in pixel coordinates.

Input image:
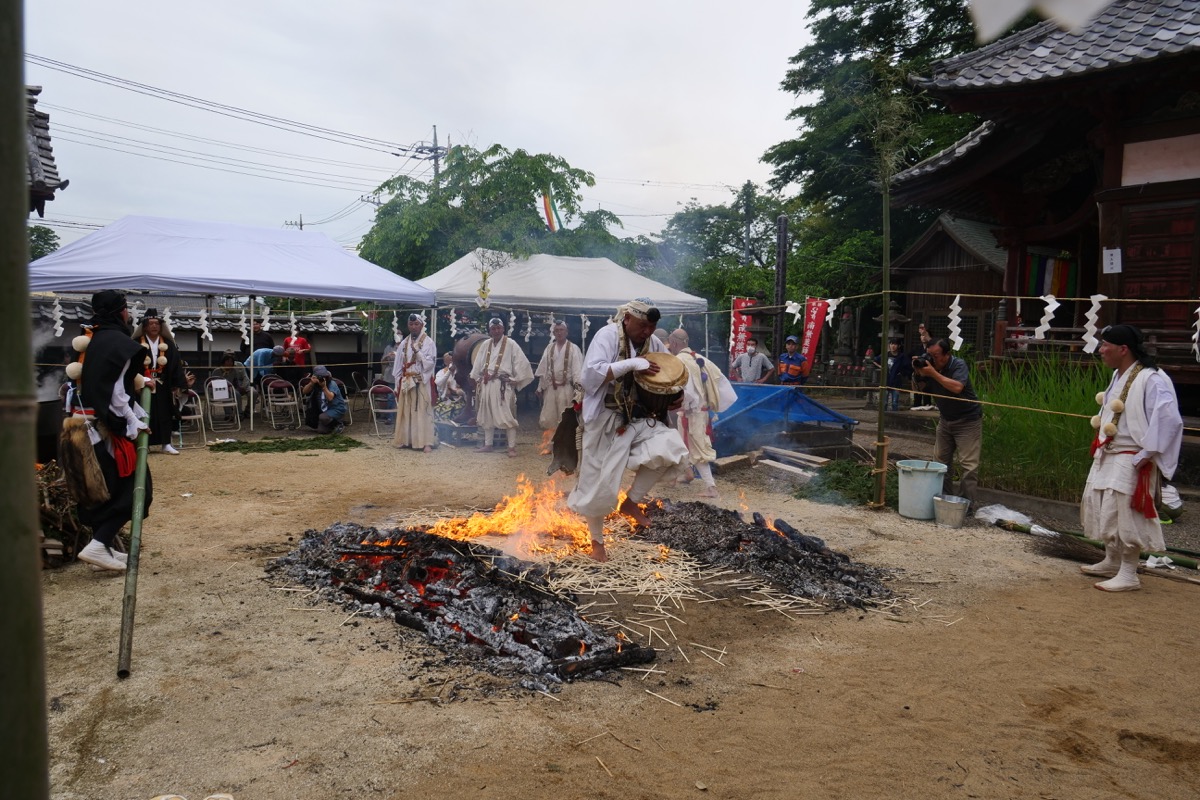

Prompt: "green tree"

[359,144,607,281]
[27,224,60,260]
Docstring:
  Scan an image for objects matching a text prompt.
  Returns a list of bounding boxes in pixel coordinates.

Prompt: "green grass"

[208,434,366,454]
[974,355,1105,502]
[795,458,899,509]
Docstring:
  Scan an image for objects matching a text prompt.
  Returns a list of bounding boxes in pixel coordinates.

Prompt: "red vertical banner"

[800,298,828,375]
[729,296,756,361]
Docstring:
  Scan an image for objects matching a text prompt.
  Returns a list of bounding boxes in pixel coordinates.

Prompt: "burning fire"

[539,429,554,455]
[426,475,593,558]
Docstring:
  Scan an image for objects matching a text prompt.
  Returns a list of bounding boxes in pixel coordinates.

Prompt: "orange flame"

[426,475,592,558]
[539,429,554,456]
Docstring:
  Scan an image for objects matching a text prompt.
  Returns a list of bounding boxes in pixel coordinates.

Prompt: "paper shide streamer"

[1082,294,1107,354]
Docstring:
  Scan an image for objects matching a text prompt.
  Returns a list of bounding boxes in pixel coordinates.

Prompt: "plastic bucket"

[933,494,970,528]
[897,459,948,520]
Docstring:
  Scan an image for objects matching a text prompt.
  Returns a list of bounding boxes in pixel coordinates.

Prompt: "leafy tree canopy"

[28,224,60,261]
[358,144,636,280]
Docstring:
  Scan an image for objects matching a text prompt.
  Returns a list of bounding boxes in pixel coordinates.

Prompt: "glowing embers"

[282,523,654,680]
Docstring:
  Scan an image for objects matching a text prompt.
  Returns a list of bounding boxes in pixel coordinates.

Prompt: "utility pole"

[432,125,440,189]
[283,214,303,230]
[742,181,753,267]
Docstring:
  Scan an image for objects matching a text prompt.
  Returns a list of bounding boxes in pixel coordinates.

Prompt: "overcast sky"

[26,2,812,253]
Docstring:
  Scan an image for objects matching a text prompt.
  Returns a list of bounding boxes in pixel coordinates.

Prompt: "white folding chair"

[333,378,353,426]
[205,377,241,432]
[264,379,301,430]
[176,389,207,448]
[368,384,397,437]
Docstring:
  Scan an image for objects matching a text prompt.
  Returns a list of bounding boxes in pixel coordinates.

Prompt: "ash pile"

[269,522,654,684]
[641,501,893,607]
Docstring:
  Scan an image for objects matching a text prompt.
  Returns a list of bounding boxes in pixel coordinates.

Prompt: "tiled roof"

[26,86,66,215]
[891,121,997,187]
[915,0,1200,92]
[939,215,1008,270]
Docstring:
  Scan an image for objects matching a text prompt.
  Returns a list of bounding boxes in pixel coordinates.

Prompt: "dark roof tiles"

[916,0,1200,91]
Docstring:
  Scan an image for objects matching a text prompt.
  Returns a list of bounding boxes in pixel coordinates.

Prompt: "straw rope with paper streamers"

[392,310,402,343]
[1193,306,1200,363]
[51,297,64,337]
[508,310,516,337]
[449,308,458,339]
[290,312,298,340]
[524,311,533,342]
[947,294,964,351]
[548,313,556,339]
[580,314,590,345]
[324,310,335,332]
[1082,294,1107,354]
[785,300,803,324]
[237,310,249,346]
[1035,295,1059,339]
[825,297,842,327]
[198,308,213,342]
[260,306,271,331]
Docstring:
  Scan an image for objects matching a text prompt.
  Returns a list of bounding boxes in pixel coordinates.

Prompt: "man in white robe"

[470,317,534,456]
[567,300,689,562]
[392,314,437,452]
[535,320,583,431]
[1081,324,1183,592]
[666,328,725,499]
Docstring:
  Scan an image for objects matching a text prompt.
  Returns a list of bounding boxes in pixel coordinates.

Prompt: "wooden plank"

[713,453,753,470]
[756,459,815,481]
[761,445,829,468]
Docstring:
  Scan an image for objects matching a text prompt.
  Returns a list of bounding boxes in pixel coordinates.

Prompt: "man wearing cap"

[470,317,534,456]
[393,313,437,452]
[912,337,982,506]
[1080,324,1183,592]
[535,320,583,433]
[567,300,689,562]
[132,308,189,454]
[301,365,347,434]
[777,335,807,386]
[69,290,153,571]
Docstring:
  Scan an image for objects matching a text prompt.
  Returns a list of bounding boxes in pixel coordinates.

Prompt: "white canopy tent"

[29,215,435,305]
[416,249,708,314]
[30,215,435,431]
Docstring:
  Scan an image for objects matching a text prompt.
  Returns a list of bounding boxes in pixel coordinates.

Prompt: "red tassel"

[1089,433,1103,458]
[112,435,137,478]
[1130,460,1158,520]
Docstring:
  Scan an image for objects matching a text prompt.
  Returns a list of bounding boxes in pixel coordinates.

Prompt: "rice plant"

[974,355,1106,502]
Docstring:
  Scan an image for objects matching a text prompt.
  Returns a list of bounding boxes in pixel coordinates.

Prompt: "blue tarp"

[712,384,858,457]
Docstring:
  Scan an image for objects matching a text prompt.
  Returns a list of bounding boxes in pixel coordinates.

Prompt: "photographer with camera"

[301,365,347,434]
[912,338,982,507]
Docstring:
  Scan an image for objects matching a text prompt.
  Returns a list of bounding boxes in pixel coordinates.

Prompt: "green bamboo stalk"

[995,519,1199,570]
[117,386,152,679]
[0,0,52,795]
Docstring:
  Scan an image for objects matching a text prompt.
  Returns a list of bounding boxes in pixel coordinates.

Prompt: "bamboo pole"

[117,387,152,679]
[1,0,52,794]
[995,519,1199,570]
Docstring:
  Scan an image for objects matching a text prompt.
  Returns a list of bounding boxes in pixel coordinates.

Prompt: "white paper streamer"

[237,310,249,346]
[677,315,684,329]
[1192,306,1200,363]
[198,308,213,342]
[392,310,402,344]
[289,312,298,340]
[947,294,964,351]
[580,313,590,345]
[1081,294,1107,354]
[523,312,533,342]
[161,307,173,331]
[260,305,271,331]
[324,310,335,332]
[508,310,516,337]
[129,301,143,329]
[784,300,803,324]
[549,312,557,339]
[449,308,458,339]
[1035,294,1059,340]
[825,297,843,327]
[51,297,64,337]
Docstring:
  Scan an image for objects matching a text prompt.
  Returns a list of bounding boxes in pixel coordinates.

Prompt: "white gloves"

[611,357,651,378]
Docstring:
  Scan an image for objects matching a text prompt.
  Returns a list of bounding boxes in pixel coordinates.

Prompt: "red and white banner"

[799,297,828,376]
[729,296,756,361]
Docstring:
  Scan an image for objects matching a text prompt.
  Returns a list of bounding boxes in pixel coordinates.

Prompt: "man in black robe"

[132,308,189,454]
[74,290,154,571]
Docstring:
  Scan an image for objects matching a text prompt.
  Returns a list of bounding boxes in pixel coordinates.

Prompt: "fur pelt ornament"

[58,417,111,507]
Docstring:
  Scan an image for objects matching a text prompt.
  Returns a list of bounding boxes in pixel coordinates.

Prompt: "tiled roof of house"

[27,86,66,215]
[891,214,1008,273]
[915,0,1200,92]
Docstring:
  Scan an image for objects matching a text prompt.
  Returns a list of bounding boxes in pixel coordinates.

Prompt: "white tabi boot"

[1080,541,1121,577]
[1095,545,1141,592]
[78,539,127,572]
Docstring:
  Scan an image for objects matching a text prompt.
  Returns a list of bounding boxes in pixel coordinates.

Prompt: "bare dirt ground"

[42,422,1200,800]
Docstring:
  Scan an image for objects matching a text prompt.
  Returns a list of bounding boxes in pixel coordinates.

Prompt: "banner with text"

[800,297,829,375]
[729,296,757,361]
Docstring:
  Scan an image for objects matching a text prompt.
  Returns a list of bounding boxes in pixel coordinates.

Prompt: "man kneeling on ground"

[302,365,347,434]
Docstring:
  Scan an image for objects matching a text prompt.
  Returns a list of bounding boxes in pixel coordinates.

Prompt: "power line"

[27,53,420,156]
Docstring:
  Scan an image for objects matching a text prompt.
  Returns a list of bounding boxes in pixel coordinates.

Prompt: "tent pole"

[430,305,437,365]
[205,295,214,369]
[248,295,255,432]
[704,313,710,363]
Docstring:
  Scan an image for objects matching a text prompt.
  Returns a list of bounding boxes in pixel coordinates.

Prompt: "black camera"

[912,355,930,369]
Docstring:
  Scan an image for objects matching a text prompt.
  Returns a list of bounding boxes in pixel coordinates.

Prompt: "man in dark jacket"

[73,290,154,571]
